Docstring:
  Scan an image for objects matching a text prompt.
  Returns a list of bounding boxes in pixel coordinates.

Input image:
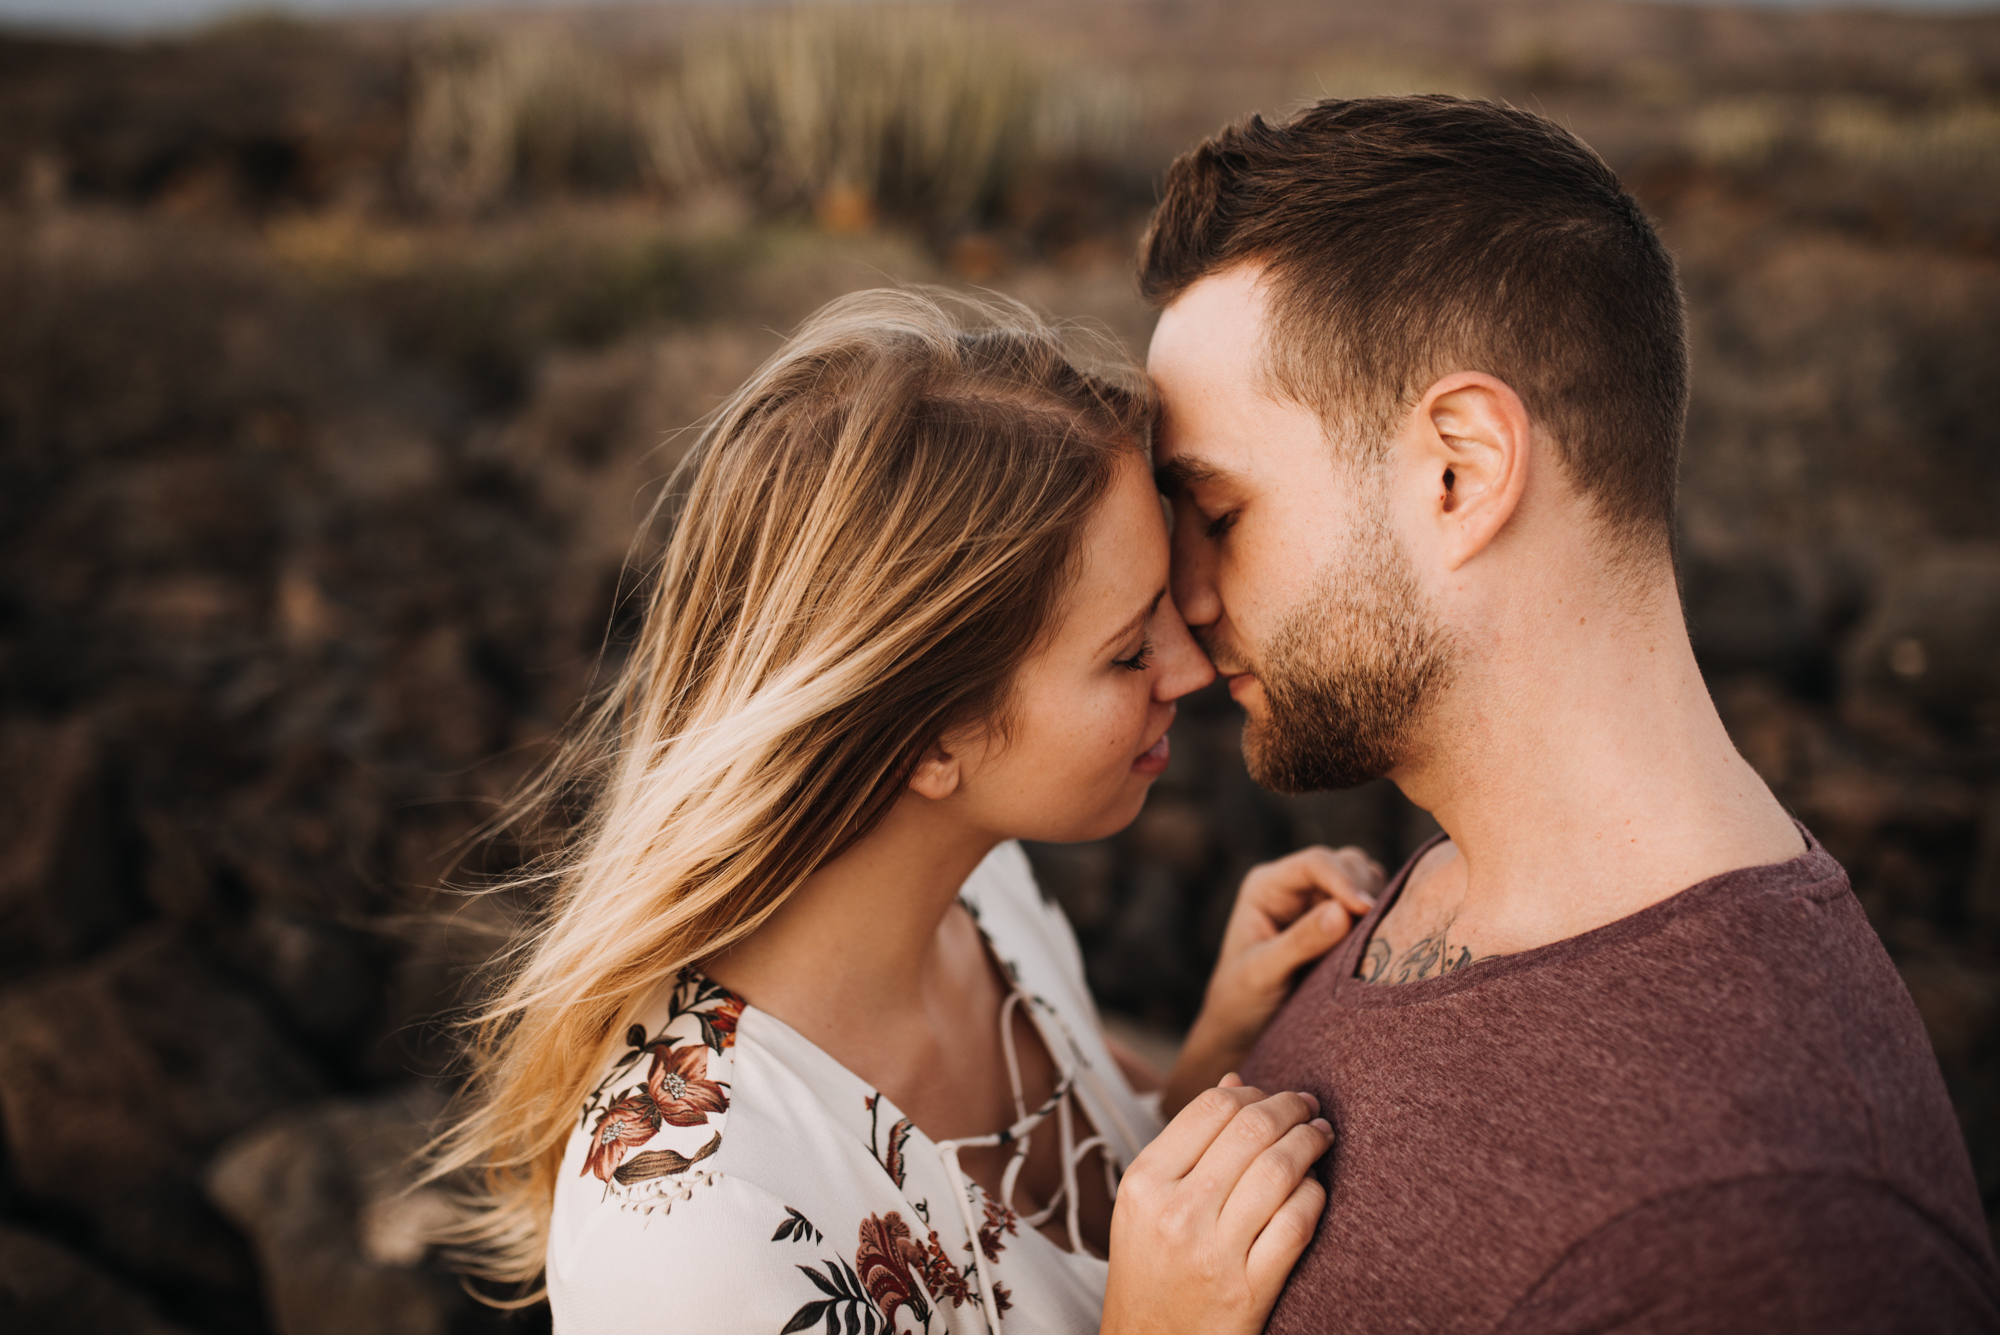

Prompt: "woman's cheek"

[1093,688,1135,759]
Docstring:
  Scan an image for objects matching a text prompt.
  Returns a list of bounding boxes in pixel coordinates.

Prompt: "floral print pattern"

[854,1212,934,1328]
[784,1255,883,1335]
[579,973,742,1185]
[555,845,1161,1334]
[867,1093,916,1190]
[976,1197,1018,1265]
[573,967,1046,1330]
[784,1207,1004,1335]
[846,1091,1017,1328]
[582,1095,662,1182]
[645,1041,730,1126]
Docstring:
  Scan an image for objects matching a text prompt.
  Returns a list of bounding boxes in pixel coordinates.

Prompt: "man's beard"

[1227,511,1454,795]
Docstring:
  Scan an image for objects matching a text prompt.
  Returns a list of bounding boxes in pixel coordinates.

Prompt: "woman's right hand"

[1100,1077,1332,1335]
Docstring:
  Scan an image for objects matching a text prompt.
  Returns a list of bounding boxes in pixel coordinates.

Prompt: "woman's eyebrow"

[1098,589,1167,655]
[1155,455,1225,496]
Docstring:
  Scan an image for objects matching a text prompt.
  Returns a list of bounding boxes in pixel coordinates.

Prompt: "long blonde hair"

[430,288,1153,1291]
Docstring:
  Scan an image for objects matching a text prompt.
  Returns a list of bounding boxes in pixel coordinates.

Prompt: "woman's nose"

[1151,593,1216,703]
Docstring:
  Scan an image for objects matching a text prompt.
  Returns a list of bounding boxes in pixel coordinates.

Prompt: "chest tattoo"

[1361,924,1476,984]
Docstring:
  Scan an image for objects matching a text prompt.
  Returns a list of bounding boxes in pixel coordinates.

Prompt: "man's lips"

[1225,670,1259,700]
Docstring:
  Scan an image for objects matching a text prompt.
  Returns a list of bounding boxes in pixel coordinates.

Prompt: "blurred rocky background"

[1,0,1997,1329]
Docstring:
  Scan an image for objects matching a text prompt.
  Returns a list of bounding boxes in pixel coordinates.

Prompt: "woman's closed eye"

[1114,640,1155,672]
[1204,510,1239,540]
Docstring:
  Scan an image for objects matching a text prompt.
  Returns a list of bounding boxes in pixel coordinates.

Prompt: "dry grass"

[1816,98,2000,178]
[406,26,639,212]
[644,4,1138,226]
[401,4,1137,229]
[1689,92,2000,179]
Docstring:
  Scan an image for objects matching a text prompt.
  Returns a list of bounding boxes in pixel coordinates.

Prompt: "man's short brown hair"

[1140,95,1687,555]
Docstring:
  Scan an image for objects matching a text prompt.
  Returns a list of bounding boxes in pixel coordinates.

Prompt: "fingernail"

[1299,1092,1320,1114]
[1359,891,1378,908]
[1311,1118,1332,1134]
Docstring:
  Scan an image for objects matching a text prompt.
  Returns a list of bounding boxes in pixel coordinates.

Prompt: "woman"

[434,290,1382,1333]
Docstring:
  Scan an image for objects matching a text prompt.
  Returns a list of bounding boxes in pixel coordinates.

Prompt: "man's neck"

[1379,569,1803,970]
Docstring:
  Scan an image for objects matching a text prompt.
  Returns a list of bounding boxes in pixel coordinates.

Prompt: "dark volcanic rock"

[1844,546,2000,746]
[207,1089,459,1335]
[0,715,148,983]
[0,930,322,1290]
[0,1225,191,1335]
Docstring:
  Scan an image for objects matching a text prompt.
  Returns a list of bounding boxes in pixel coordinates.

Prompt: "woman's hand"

[1101,1077,1334,1335]
[1163,847,1384,1115]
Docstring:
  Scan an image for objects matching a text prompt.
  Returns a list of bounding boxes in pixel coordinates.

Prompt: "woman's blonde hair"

[430,287,1153,1291]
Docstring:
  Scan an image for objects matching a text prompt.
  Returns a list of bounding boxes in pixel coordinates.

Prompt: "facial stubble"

[1238,504,1455,795]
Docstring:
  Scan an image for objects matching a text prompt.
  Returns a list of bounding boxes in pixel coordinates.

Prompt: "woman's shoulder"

[549,1151,867,1332]
[553,972,744,1215]
[546,971,998,1333]
[548,972,846,1325]
[961,843,1061,946]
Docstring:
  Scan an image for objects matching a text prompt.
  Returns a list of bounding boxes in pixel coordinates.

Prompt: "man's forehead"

[1150,298,1321,482]
[1146,266,1276,376]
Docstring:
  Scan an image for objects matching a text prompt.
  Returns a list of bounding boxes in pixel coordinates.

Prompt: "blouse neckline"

[686,895,1122,1326]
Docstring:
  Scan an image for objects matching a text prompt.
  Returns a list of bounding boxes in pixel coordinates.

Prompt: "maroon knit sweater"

[1241,826,1999,1333]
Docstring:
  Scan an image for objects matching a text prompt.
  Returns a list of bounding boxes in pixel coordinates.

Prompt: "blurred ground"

[1,2,1998,1331]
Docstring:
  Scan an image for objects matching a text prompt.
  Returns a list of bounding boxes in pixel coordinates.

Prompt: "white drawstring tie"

[932,990,1133,1333]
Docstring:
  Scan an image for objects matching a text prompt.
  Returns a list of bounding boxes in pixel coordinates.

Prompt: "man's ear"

[1414,372,1532,571]
[907,740,963,802]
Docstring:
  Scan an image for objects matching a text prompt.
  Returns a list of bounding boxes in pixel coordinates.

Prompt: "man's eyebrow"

[1155,455,1226,496]
[1098,589,1167,655]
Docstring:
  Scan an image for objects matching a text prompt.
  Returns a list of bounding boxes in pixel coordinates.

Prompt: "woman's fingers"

[1243,1173,1329,1302]
[1178,1089,1322,1210]
[1241,846,1381,932]
[1259,895,1359,979]
[1102,1087,1333,1335]
[1131,1081,1267,1181]
[1215,1115,1334,1252]
[1288,845,1382,918]
[1225,845,1387,992]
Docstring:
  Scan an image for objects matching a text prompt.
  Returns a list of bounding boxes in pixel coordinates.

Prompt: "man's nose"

[1151,593,1216,703]
[1169,513,1223,632]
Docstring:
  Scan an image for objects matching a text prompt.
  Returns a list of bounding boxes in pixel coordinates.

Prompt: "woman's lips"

[1133,731,1171,775]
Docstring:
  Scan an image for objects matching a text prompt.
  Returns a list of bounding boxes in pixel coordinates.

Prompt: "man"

[1144,96,1999,1332]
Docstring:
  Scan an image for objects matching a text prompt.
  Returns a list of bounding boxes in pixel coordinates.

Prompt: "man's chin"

[1240,713,1306,795]
[1241,706,1395,795]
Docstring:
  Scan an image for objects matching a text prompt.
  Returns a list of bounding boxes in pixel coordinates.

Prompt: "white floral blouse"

[546,843,1164,1335]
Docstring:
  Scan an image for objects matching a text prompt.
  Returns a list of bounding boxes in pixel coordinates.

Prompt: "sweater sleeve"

[1493,1173,2000,1335]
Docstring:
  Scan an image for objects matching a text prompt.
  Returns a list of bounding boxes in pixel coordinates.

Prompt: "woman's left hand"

[1162,846,1384,1115]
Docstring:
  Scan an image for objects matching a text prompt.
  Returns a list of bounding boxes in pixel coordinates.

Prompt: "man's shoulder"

[1261,826,1908,1071]
[1494,1172,2000,1334]
[1259,827,1950,1160]
[1252,829,1993,1335]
